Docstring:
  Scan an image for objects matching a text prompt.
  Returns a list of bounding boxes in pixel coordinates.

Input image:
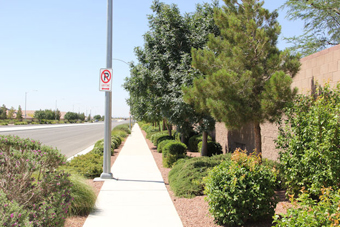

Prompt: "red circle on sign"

[101,70,111,83]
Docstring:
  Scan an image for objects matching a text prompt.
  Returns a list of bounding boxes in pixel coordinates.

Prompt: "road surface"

[0,120,129,158]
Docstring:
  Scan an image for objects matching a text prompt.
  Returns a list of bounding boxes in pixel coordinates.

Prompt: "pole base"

[100,172,113,179]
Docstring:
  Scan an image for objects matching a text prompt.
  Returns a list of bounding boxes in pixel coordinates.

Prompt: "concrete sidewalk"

[83,124,183,227]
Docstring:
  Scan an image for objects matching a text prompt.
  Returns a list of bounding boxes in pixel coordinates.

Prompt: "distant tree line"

[0,104,23,120]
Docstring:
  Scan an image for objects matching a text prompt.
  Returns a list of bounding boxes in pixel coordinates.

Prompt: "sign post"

[100,0,113,180]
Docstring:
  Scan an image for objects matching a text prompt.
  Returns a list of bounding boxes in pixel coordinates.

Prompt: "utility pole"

[100,0,113,179]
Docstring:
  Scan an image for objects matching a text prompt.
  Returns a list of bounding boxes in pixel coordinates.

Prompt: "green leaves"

[204,150,277,226]
[281,0,340,56]
[277,84,340,197]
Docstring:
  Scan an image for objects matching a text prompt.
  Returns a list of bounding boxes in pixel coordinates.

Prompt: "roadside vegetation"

[0,123,131,226]
[0,104,105,125]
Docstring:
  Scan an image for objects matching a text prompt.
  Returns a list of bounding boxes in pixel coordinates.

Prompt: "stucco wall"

[215,44,340,160]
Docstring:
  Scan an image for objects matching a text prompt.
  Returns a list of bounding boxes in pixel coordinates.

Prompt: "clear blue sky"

[0,0,303,117]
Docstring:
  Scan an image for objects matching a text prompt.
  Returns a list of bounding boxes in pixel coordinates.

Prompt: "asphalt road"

[0,120,130,158]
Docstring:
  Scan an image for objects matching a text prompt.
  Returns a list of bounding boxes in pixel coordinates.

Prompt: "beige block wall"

[216,44,340,161]
[262,44,340,161]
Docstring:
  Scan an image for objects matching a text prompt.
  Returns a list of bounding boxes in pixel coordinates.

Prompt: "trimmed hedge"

[168,154,231,198]
[157,139,173,153]
[151,132,169,145]
[197,141,222,157]
[162,141,187,168]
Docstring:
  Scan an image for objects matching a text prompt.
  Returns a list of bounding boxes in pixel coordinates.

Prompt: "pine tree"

[16,105,23,120]
[184,0,301,155]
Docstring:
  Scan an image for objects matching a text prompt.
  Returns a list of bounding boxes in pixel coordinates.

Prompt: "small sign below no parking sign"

[99,68,113,92]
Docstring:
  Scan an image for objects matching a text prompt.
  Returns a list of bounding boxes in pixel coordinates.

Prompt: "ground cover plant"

[0,135,72,227]
[168,154,231,198]
[204,149,277,226]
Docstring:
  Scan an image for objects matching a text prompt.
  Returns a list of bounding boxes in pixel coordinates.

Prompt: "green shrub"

[146,130,162,140]
[151,132,172,146]
[204,149,277,226]
[14,121,28,125]
[273,187,340,226]
[114,123,131,134]
[169,154,231,198]
[111,129,127,139]
[68,174,97,216]
[92,139,115,155]
[276,84,340,197]
[262,158,286,190]
[162,141,187,168]
[173,131,181,142]
[157,139,173,153]
[0,140,72,227]
[197,141,222,157]
[150,132,165,144]
[188,134,212,152]
[65,152,103,178]
[0,190,32,226]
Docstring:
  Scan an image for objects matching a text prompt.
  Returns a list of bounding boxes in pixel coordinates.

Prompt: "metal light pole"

[100,0,113,179]
[25,90,37,120]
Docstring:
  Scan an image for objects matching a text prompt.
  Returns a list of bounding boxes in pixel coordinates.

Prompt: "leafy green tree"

[93,115,101,121]
[124,0,219,155]
[7,107,15,119]
[0,105,7,120]
[64,112,78,121]
[281,0,340,56]
[16,105,23,120]
[34,110,46,123]
[184,0,300,155]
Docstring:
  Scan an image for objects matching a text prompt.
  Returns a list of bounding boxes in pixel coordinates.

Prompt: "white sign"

[99,68,113,91]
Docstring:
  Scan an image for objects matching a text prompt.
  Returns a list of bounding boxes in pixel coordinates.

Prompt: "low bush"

[188,134,211,152]
[162,141,187,168]
[169,154,231,198]
[262,158,286,190]
[151,132,172,146]
[197,141,222,157]
[111,129,127,139]
[68,174,97,216]
[273,187,340,226]
[157,139,173,153]
[204,149,277,226]
[92,139,115,155]
[114,123,131,134]
[0,135,72,227]
[65,152,103,178]
[146,130,162,140]
[14,121,28,125]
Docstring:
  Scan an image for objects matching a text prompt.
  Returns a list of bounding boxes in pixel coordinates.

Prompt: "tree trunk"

[201,131,208,156]
[158,121,161,131]
[166,123,172,137]
[162,119,166,131]
[181,133,185,143]
[254,121,262,160]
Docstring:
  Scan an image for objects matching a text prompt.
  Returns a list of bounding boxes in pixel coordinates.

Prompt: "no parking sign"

[99,68,113,91]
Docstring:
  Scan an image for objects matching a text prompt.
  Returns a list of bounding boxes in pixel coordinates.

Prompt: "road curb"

[67,144,95,161]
